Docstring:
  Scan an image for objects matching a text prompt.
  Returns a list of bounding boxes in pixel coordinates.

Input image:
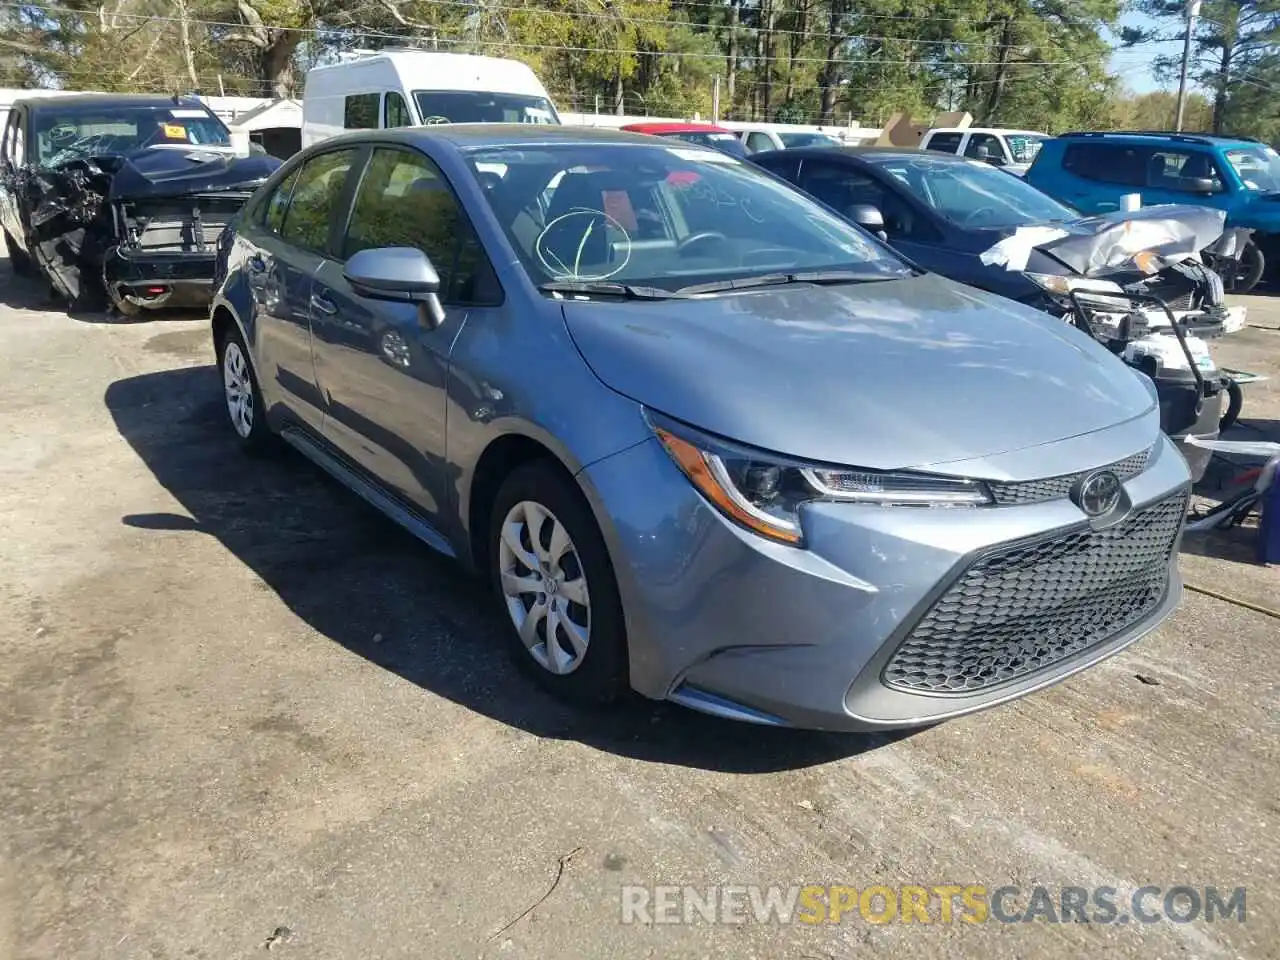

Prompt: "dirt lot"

[0,256,1277,960]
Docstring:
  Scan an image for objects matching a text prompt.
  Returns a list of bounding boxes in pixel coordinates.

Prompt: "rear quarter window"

[924,132,963,154]
[344,94,379,130]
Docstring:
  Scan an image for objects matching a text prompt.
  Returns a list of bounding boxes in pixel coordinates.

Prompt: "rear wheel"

[216,325,275,453]
[489,462,629,704]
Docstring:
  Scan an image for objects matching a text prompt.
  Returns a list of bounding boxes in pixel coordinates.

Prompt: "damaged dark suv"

[0,93,279,314]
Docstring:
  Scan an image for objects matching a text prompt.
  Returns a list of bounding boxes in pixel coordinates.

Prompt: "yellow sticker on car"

[162,123,187,139]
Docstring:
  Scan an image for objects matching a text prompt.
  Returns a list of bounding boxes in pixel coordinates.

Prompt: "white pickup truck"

[919,127,1048,176]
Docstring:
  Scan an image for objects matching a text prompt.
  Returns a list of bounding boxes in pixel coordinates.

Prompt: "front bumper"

[104,248,217,310]
[581,425,1191,732]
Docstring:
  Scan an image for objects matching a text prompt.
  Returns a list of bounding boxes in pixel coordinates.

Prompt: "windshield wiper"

[675,269,896,296]
[538,280,684,300]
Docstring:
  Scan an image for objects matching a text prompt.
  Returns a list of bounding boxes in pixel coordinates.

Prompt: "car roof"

[313,124,678,151]
[753,145,968,163]
[927,127,1045,136]
[1055,130,1261,148]
[20,93,209,112]
[620,121,732,135]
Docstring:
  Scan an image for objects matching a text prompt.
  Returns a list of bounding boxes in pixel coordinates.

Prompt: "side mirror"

[1186,177,1218,195]
[847,203,888,242]
[344,246,446,328]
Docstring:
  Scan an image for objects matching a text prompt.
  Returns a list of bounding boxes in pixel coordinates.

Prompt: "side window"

[746,131,774,154]
[262,167,301,233]
[1148,149,1224,193]
[344,147,498,304]
[964,133,1004,164]
[384,92,412,129]
[280,149,357,254]
[795,162,932,242]
[344,93,379,130]
[1063,143,1148,187]
[924,132,962,154]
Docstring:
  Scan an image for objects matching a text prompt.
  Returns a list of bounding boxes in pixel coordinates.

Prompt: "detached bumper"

[104,248,217,310]
[580,429,1191,732]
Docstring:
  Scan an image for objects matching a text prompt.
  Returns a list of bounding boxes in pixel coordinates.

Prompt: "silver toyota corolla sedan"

[210,125,1191,731]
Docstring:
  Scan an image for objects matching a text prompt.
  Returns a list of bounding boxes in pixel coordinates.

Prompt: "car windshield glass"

[869,155,1076,227]
[413,91,559,125]
[779,132,841,148]
[1225,146,1280,193]
[465,142,912,292]
[666,131,747,157]
[33,104,231,164]
[1006,134,1047,164]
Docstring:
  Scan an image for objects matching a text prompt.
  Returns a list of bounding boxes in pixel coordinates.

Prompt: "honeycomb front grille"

[882,493,1186,695]
[987,447,1151,506]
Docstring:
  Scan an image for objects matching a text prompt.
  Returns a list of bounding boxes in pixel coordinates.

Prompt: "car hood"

[45,146,280,200]
[561,273,1156,470]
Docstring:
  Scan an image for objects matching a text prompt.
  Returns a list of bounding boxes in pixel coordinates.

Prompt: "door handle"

[309,293,338,316]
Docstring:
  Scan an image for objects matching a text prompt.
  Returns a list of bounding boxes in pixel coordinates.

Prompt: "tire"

[3,229,34,278]
[488,461,629,704]
[1219,241,1265,294]
[1220,377,1244,432]
[215,324,275,453]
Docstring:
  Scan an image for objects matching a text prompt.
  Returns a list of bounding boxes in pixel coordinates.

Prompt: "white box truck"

[301,49,561,148]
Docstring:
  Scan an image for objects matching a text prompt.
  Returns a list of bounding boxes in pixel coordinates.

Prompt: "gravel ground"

[0,256,1277,960]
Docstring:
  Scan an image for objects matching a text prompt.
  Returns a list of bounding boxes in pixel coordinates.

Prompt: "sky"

[1108,10,1188,95]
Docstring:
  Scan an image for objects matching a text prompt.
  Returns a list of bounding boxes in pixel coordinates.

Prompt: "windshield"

[413,90,559,125]
[1007,134,1047,165]
[665,131,748,158]
[779,132,841,149]
[1225,146,1280,193]
[34,104,230,165]
[867,155,1076,228]
[465,142,911,291]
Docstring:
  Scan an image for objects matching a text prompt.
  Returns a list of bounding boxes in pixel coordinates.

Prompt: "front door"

[0,107,28,248]
[310,144,501,520]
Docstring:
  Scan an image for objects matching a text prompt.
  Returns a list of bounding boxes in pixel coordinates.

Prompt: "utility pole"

[1175,0,1202,132]
[712,75,721,123]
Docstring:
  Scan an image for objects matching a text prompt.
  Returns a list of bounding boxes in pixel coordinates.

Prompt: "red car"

[619,121,747,158]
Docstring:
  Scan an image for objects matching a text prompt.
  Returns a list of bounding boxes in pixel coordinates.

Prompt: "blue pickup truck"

[1025,131,1280,292]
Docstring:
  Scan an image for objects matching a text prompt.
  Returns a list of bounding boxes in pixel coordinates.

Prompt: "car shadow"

[0,258,206,323]
[1184,416,1279,564]
[105,365,902,772]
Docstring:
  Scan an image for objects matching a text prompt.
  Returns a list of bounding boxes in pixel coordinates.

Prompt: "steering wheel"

[678,231,728,255]
[961,206,1001,226]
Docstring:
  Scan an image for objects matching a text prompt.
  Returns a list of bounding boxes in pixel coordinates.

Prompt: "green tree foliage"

[1123,0,1280,138]
[0,0,1271,139]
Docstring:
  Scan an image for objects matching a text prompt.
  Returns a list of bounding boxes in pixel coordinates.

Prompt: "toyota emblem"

[1075,470,1122,517]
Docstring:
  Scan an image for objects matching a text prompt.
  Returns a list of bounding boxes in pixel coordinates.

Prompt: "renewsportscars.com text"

[620,884,1246,926]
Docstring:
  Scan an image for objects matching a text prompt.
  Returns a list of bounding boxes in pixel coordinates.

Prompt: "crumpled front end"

[19,146,277,312]
[980,204,1237,482]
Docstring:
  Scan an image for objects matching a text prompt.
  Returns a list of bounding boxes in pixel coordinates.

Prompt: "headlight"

[652,421,992,546]
[1026,272,1128,299]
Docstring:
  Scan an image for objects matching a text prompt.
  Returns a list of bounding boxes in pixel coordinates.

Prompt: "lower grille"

[883,493,1186,695]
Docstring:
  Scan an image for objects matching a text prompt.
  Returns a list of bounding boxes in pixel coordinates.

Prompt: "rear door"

[309,144,501,520]
[244,146,361,431]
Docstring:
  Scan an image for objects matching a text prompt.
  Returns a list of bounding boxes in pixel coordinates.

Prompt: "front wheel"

[2,229,34,277]
[489,462,629,704]
[1215,241,1266,294]
[216,326,275,453]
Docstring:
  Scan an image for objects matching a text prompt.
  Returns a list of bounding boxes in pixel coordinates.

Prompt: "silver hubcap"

[222,341,254,439]
[498,500,591,675]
